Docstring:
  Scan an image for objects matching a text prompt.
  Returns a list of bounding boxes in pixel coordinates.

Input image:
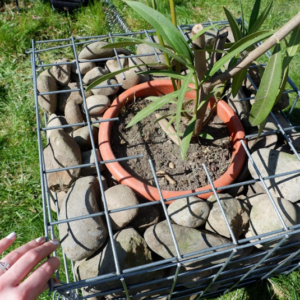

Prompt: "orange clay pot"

[99,80,246,204]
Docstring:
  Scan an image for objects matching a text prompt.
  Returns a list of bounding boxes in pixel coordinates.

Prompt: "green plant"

[88,0,300,159]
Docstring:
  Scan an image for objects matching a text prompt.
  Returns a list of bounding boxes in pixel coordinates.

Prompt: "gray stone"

[71,60,96,75]
[246,182,266,197]
[47,114,63,138]
[247,127,278,153]
[128,56,150,83]
[65,100,84,131]
[104,185,139,230]
[37,69,57,114]
[91,78,120,96]
[44,129,81,192]
[75,228,155,294]
[248,149,300,203]
[205,194,249,239]
[82,67,108,85]
[70,125,98,151]
[59,176,108,261]
[51,58,71,87]
[81,149,105,176]
[49,190,66,212]
[144,220,237,268]
[86,95,110,116]
[90,115,103,128]
[245,194,297,250]
[167,196,210,228]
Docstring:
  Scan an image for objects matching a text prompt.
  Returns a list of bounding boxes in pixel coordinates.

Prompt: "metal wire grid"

[29,22,300,300]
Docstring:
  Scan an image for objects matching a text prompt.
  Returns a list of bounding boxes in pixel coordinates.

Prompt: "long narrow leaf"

[180,115,196,159]
[248,0,273,35]
[223,6,242,42]
[232,67,248,97]
[248,0,261,32]
[126,1,193,63]
[274,65,289,106]
[283,25,300,68]
[207,30,273,78]
[249,43,282,126]
[190,24,218,41]
[126,90,180,128]
[176,71,194,133]
[137,70,186,80]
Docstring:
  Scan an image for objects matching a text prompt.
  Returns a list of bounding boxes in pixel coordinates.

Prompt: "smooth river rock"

[44,129,81,192]
[51,58,71,87]
[104,185,139,230]
[58,176,108,261]
[70,125,98,151]
[167,196,210,228]
[248,149,300,203]
[81,149,105,176]
[71,60,96,75]
[82,67,108,85]
[64,100,84,131]
[86,95,110,116]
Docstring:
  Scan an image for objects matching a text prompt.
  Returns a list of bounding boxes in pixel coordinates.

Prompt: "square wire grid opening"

[30,21,300,300]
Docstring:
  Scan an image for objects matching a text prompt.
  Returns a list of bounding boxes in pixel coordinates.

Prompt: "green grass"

[1,0,300,299]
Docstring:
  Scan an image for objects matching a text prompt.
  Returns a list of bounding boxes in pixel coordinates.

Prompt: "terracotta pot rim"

[99,80,246,204]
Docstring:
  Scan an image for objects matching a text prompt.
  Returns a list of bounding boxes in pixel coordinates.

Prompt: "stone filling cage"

[29,20,300,300]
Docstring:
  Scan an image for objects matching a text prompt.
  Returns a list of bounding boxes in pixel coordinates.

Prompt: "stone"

[245,194,297,250]
[49,190,66,212]
[47,114,64,138]
[130,203,160,232]
[104,185,139,230]
[51,58,71,87]
[246,182,266,197]
[81,149,105,176]
[106,55,140,90]
[82,67,109,85]
[78,41,131,59]
[75,228,155,294]
[205,194,250,239]
[65,100,84,131]
[128,56,150,83]
[144,220,237,268]
[57,82,92,112]
[248,149,300,203]
[91,78,120,96]
[58,176,108,261]
[167,196,210,228]
[70,125,98,151]
[247,127,278,153]
[90,115,103,128]
[37,69,57,114]
[272,92,289,111]
[86,95,110,116]
[44,129,81,192]
[71,60,96,75]
[136,36,170,70]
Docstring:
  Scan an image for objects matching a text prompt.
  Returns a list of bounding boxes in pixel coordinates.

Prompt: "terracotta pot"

[99,80,246,203]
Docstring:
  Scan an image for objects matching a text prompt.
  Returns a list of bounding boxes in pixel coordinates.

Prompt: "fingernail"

[50,239,59,245]
[36,237,45,244]
[6,232,16,240]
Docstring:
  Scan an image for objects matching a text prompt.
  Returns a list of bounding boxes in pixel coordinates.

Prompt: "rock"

[106,55,140,90]
[144,220,236,268]
[128,56,150,83]
[78,41,131,59]
[75,228,154,294]
[49,190,66,212]
[247,127,278,153]
[91,78,120,96]
[130,203,160,232]
[59,176,108,261]
[81,149,105,176]
[47,114,63,138]
[70,125,98,151]
[90,115,103,128]
[272,92,289,111]
[167,196,210,228]
[248,149,300,202]
[244,66,261,92]
[57,82,92,112]
[86,95,110,116]
[82,67,109,85]
[51,58,71,87]
[37,69,57,113]
[104,185,139,230]
[246,181,266,197]
[65,100,84,131]
[136,36,170,70]
[205,194,249,239]
[44,129,81,192]
[71,60,96,75]
[245,194,297,250]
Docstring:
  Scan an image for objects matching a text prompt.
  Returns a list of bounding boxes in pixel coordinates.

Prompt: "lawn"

[0,0,300,299]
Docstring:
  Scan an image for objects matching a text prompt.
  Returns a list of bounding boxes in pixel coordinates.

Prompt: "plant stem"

[169,0,177,27]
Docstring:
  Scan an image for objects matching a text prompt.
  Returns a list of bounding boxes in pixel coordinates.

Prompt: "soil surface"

[111,98,232,191]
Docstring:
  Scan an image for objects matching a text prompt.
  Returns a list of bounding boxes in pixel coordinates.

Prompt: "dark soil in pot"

[110,98,232,192]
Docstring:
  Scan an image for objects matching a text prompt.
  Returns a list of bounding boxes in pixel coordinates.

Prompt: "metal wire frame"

[29,20,300,300]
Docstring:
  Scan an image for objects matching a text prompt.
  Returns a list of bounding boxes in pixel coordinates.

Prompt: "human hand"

[0,232,60,300]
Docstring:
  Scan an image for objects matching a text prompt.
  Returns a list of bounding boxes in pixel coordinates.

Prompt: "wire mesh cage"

[29,19,300,300]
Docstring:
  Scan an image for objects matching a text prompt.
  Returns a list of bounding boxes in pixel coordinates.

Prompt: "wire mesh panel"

[30,21,300,300]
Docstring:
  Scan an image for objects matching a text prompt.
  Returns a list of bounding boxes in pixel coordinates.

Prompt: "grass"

[0,0,300,299]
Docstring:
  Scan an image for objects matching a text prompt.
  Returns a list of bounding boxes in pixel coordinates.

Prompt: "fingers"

[4,239,60,286]
[19,257,60,300]
[0,232,17,255]
[1,237,46,270]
